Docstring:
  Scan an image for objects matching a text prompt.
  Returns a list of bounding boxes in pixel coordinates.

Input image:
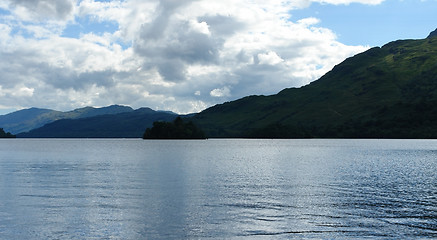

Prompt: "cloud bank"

[0,0,374,113]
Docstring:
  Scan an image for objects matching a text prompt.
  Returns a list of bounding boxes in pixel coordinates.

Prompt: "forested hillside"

[193,32,437,138]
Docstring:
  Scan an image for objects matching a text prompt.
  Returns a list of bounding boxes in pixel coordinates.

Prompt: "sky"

[0,0,436,115]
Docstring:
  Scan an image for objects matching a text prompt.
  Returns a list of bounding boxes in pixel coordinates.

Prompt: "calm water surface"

[0,139,436,239]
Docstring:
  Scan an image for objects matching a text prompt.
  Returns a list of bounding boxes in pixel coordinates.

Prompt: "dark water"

[0,139,436,239]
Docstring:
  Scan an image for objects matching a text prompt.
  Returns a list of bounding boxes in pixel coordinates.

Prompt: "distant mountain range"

[3,29,437,138]
[0,105,177,138]
[18,108,177,138]
[192,30,437,138]
[0,105,134,135]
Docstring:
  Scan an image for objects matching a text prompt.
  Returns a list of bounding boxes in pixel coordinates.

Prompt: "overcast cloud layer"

[0,0,375,113]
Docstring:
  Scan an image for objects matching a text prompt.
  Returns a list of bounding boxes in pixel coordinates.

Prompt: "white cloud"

[14,86,34,97]
[5,0,75,21]
[189,20,211,36]
[298,17,320,26]
[0,0,376,114]
[315,0,385,5]
[210,86,231,98]
[258,51,284,65]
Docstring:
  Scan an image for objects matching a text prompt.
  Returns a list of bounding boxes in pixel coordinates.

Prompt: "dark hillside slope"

[428,28,437,38]
[193,34,437,138]
[18,108,177,138]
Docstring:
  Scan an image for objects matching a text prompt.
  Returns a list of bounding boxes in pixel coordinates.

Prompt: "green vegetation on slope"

[193,33,437,138]
[143,117,206,139]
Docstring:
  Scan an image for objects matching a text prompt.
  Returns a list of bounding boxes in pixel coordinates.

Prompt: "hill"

[192,31,437,138]
[0,128,15,138]
[18,108,177,138]
[0,108,58,134]
[143,117,206,139]
[428,28,437,38]
[0,105,133,134]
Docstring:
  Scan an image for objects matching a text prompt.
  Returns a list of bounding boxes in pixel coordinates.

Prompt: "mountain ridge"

[192,34,437,138]
[17,107,177,138]
[427,28,437,38]
[6,29,437,138]
[0,105,134,134]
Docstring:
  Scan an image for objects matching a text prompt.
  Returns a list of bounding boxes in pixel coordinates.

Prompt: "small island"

[143,117,206,139]
[0,128,16,138]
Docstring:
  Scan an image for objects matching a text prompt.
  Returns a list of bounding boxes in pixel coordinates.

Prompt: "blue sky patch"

[290,0,437,47]
[62,16,119,38]
[0,7,10,15]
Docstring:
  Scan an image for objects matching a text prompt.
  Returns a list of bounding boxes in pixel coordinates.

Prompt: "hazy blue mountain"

[0,108,60,134]
[18,108,177,138]
[59,105,134,119]
[0,105,133,134]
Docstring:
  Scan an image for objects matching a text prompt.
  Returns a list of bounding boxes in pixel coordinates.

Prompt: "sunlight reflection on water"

[0,139,436,239]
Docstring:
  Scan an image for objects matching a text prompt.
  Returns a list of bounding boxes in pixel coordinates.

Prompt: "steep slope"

[428,28,437,38]
[18,108,177,138]
[0,108,60,134]
[193,34,437,138]
[0,105,133,134]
